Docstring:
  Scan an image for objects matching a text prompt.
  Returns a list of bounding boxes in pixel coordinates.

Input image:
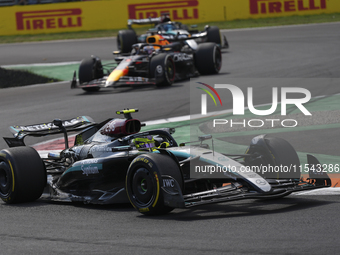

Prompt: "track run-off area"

[0,22,339,254]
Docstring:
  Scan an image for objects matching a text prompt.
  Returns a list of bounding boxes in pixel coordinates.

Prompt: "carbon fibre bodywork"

[1,110,331,215]
[71,39,222,91]
[124,17,229,50]
[71,48,198,90]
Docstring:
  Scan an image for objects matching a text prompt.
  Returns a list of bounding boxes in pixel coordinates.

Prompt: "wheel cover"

[214,47,222,72]
[165,59,175,83]
[131,167,156,206]
[0,161,12,197]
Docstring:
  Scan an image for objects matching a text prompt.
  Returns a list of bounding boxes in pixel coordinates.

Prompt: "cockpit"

[83,109,177,150]
[131,44,157,56]
[89,117,177,149]
[156,22,178,32]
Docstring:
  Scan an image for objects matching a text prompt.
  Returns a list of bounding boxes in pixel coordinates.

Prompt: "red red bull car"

[71,35,222,92]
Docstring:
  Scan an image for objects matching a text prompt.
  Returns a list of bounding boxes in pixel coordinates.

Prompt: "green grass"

[4,60,116,82]
[0,12,339,44]
[0,67,60,88]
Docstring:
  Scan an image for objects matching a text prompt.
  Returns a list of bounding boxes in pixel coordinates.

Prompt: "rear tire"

[0,147,46,204]
[150,53,175,87]
[117,30,137,53]
[195,42,222,75]
[78,57,103,92]
[126,153,183,215]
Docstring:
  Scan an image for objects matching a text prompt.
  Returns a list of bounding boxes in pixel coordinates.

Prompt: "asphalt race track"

[0,22,340,254]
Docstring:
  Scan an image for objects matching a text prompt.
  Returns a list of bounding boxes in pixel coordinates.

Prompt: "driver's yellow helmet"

[133,136,156,150]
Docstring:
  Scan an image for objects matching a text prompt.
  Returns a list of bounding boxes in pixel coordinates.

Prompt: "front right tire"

[78,57,103,92]
[117,30,137,54]
[194,42,222,75]
[245,135,301,180]
[206,26,222,45]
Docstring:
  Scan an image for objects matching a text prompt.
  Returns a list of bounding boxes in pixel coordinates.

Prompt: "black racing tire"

[0,147,46,204]
[126,153,183,216]
[78,57,103,92]
[117,30,137,53]
[246,135,301,180]
[206,26,222,45]
[194,42,222,75]
[263,136,301,180]
[150,53,175,87]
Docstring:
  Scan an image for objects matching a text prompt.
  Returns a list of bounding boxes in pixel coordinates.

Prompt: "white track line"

[2,61,80,68]
[292,187,340,195]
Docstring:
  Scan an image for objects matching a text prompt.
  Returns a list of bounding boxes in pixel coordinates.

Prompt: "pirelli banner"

[0,0,339,36]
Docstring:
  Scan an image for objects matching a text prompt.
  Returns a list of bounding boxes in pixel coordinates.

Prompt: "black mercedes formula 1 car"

[117,13,229,53]
[71,36,221,92]
[0,109,331,215]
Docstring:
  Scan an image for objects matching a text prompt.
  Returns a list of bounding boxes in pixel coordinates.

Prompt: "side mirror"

[53,119,63,128]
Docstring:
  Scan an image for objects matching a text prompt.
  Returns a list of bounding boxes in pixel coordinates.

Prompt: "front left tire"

[0,147,46,204]
[126,153,183,215]
[150,53,175,87]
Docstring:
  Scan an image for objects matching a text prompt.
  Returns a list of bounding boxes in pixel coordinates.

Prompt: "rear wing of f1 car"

[3,116,96,148]
[128,18,161,27]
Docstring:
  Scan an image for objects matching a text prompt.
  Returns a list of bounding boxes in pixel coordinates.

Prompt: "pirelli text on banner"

[1,0,340,36]
[249,0,327,15]
[16,9,83,31]
[128,0,199,20]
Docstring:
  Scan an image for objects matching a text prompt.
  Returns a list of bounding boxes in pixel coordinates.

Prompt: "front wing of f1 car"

[145,147,332,210]
[70,69,164,89]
